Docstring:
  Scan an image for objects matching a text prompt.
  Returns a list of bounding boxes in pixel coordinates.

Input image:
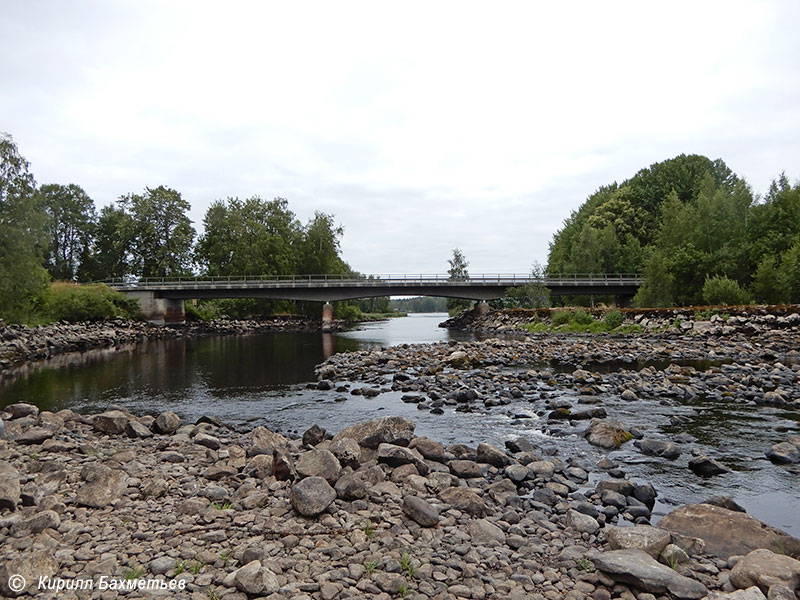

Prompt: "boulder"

[75,464,128,508]
[592,549,707,599]
[438,487,486,516]
[566,509,600,534]
[152,410,181,434]
[658,504,800,559]
[331,416,415,449]
[296,449,341,484]
[469,518,506,545]
[4,403,39,419]
[376,443,428,474]
[446,351,471,368]
[605,526,671,558]
[232,560,279,595]
[402,495,440,527]
[410,437,446,462]
[290,476,336,517]
[302,424,326,446]
[194,432,221,450]
[16,425,59,445]
[729,549,800,595]
[705,588,767,600]
[584,419,633,449]
[92,410,130,434]
[449,459,484,479]
[635,439,681,460]
[329,437,361,468]
[272,448,295,481]
[251,426,290,454]
[334,474,368,500]
[125,420,153,439]
[689,455,730,476]
[766,441,800,465]
[0,549,58,596]
[476,442,510,466]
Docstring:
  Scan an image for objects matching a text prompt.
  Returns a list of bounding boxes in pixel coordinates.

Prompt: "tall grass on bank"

[42,282,140,323]
[523,309,641,334]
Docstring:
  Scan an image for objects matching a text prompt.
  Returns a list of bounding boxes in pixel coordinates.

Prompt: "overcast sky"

[2,1,799,274]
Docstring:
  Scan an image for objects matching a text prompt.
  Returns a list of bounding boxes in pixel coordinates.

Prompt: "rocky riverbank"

[442,306,800,338]
[1,405,799,600]
[0,317,332,378]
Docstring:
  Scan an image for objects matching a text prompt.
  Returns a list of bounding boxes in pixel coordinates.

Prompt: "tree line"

[547,154,800,306]
[0,132,352,322]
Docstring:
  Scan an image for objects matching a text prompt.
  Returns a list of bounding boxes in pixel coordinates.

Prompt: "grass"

[211,501,234,510]
[175,561,185,575]
[521,309,642,334]
[364,560,378,575]
[190,561,204,575]
[575,557,595,572]
[397,585,409,597]
[364,521,376,540]
[124,565,146,580]
[401,552,415,578]
[219,550,232,566]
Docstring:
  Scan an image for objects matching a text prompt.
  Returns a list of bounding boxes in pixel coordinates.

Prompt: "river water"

[1,313,798,534]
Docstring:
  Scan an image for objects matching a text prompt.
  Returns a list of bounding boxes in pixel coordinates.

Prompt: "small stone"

[469,518,506,545]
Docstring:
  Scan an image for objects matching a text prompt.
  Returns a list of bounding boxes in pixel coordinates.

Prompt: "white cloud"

[2,0,799,274]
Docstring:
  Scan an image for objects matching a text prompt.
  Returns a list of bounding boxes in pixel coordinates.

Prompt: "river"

[1,313,798,535]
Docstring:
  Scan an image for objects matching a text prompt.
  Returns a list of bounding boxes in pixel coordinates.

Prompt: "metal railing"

[102,273,643,289]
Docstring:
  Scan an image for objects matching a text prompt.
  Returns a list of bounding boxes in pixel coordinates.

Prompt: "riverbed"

[1,313,798,534]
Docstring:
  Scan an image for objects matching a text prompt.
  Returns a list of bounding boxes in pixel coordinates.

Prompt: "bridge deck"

[106,274,642,301]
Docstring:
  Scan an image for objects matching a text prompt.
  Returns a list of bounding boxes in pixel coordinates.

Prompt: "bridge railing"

[102,273,643,288]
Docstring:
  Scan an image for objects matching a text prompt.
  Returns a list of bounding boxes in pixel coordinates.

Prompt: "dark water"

[1,313,798,534]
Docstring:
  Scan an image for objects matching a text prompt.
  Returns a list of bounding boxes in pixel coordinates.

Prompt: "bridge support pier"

[322,302,334,332]
[473,301,490,317]
[125,291,185,325]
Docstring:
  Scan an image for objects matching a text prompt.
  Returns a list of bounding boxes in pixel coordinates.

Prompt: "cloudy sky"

[2,1,799,274]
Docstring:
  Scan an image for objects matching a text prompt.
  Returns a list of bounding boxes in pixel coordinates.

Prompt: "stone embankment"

[0,316,329,376]
[443,306,800,338]
[1,406,799,600]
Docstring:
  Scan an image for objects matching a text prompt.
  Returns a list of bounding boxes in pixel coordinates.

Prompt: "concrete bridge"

[105,273,643,324]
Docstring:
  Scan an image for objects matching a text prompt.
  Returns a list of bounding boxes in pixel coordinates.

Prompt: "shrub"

[45,282,139,322]
[337,304,362,322]
[602,309,624,330]
[701,275,749,306]
[551,310,571,326]
[570,309,594,326]
[185,300,220,322]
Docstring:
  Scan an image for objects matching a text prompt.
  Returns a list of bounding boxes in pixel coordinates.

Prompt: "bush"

[701,275,749,306]
[185,300,220,322]
[45,282,139,322]
[603,309,624,330]
[337,304,362,322]
[570,309,594,325]
[551,310,571,326]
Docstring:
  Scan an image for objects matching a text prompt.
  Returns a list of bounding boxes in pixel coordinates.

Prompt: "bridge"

[105,273,643,324]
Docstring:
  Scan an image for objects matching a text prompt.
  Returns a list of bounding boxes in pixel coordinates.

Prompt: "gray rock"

[729,549,800,595]
[593,549,707,599]
[329,437,361,468]
[331,416,415,449]
[449,459,484,478]
[92,410,130,434]
[302,424,326,446]
[689,455,730,476]
[659,503,800,559]
[149,556,174,575]
[10,509,60,536]
[469,518,506,545]
[605,526,671,558]
[446,350,470,368]
[232,560,279,595]
[766,441,800,464]
[566,509,600,534]
[0,549,58,596]
[0,463,20,511]
[377,443,428,474]
[505,463,529,482]
[706,588,767,600]
[402,494,440,527]
[411,437,446,462]
[438,487,486,516]
[5,403,39,419]
[194,432,221,450]
[16,425,58,444]
[75,463,128,508]
[125,420,153,438]
[476,442,510,466]
[334,474,368,500]
[251,426,290,454]
[660,544,690,565]
[272,447,295,481]
[290,476,336,516]
[296,449,341,484]
[585,419,632,449]
[528,460,556,477]
[153,410,181,434]
[635,438,681,460]
[244,455,273,479]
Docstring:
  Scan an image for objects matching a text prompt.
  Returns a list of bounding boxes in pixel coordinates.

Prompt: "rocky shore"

[0,317,330,378]
[1,405,799,600]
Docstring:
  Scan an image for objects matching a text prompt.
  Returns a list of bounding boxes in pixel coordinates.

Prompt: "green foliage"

[504,262,551,308]
[551,310,571,326]
[390,296,447,313]
[44,283,139,322]
[124,565,145,580]
[336,304,363,322]
[400,552,415,578]
[38,183,96,281]
[702,275,749,306]
[751,256,787,304]
[603,309,624,329]
[571,309,593,325]
[184,300,222,322]
[778,240,800,303]
[363,521,376,540]
[363,560,378,575]
[446,248,472,314]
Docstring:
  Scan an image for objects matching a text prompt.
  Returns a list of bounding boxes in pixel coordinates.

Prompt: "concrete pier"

[125,291,185,325]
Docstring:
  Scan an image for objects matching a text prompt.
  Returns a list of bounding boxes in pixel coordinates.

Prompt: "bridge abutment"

[126,291,185,325]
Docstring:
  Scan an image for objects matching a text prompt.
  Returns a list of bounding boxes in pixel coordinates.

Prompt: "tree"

[446,248,471,314]
[299,211,348,275]
[505,261,551,308]
[0,133,49,321]
[79,205,135,281]
[38,183,96,280]
[120,186,195,277]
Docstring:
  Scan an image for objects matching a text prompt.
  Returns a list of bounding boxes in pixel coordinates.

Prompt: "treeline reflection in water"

[0,332,363,414]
